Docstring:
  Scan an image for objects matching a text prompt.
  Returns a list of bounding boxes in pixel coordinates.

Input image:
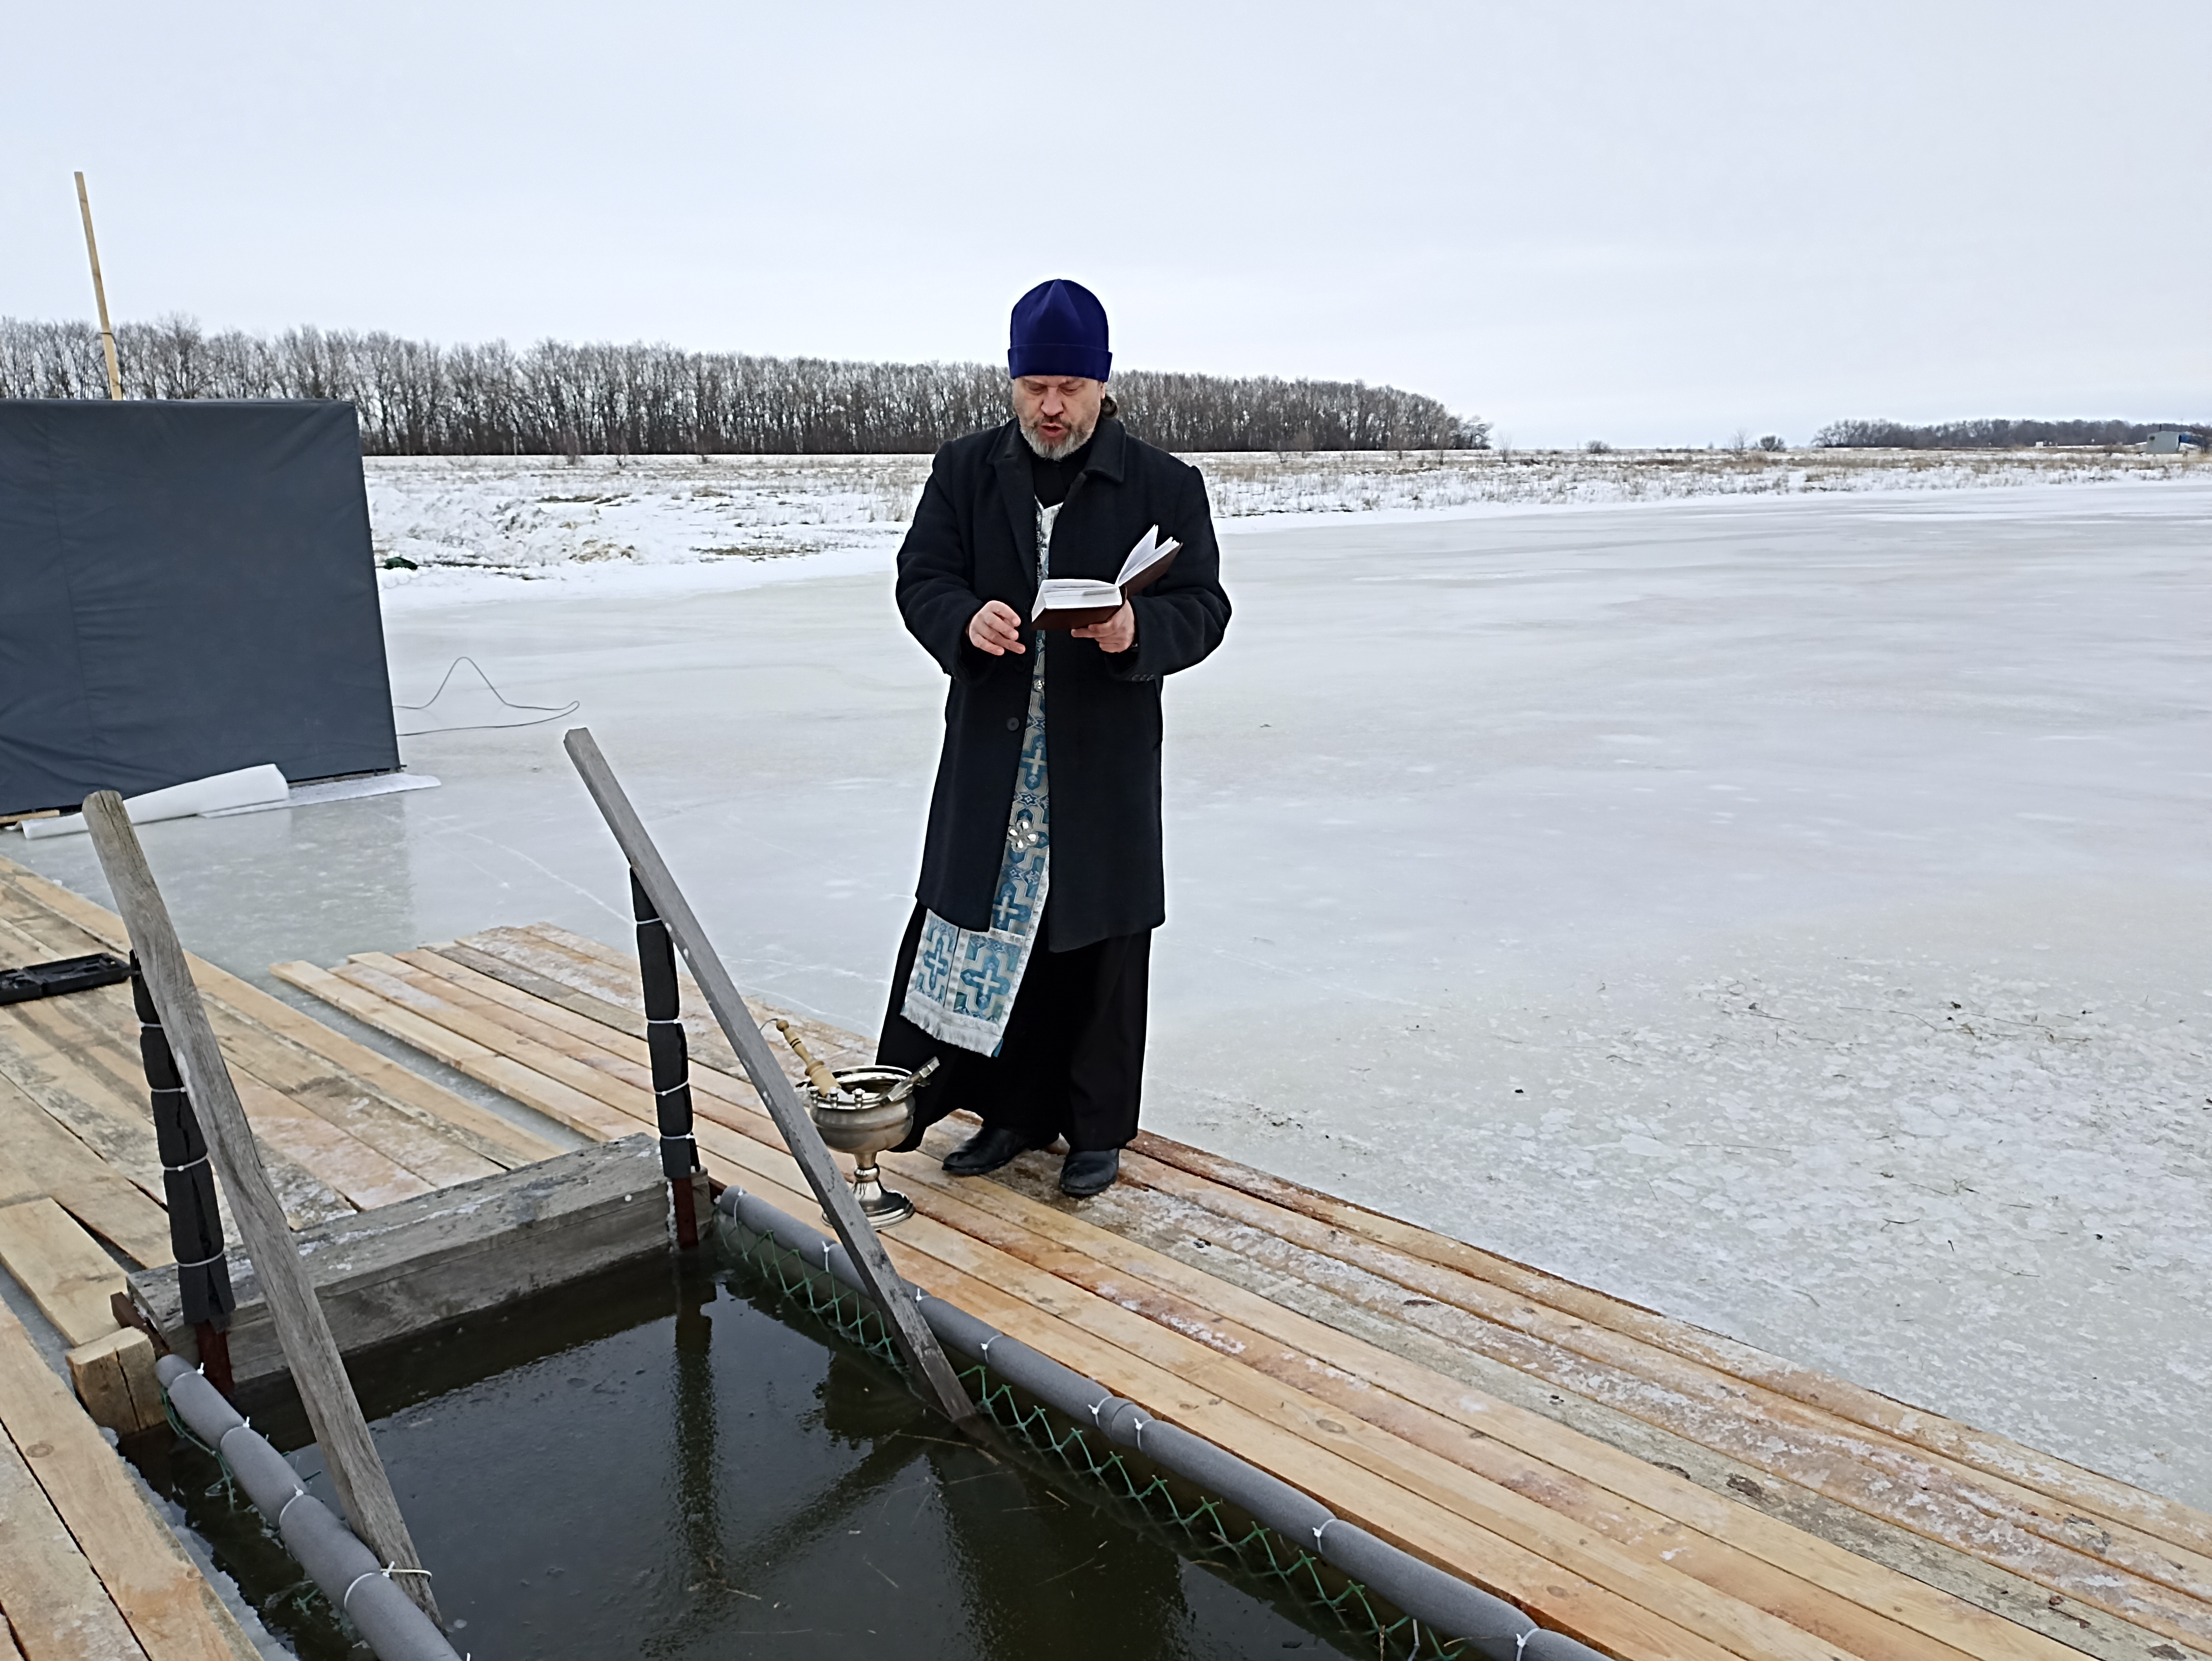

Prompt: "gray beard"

[1017,410,1097,461]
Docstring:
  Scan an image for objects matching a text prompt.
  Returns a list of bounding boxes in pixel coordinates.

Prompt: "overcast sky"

[5,1,2205,447]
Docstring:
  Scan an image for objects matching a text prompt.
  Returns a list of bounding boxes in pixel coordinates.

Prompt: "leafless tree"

[1812,417,2205,449]
[0,316,1488,456]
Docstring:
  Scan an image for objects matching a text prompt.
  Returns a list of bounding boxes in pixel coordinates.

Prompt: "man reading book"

[877,277,1232,1197]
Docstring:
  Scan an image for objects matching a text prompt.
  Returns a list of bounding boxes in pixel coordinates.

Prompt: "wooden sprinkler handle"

[775,1020,844,1097]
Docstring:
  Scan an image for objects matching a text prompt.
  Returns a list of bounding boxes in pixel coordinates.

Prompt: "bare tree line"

[1813,416,2203,449]
[0,315,1488,455]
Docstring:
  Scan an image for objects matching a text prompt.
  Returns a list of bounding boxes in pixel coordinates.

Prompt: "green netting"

[724,1219,1478,1660]
[156,1386,364,1651]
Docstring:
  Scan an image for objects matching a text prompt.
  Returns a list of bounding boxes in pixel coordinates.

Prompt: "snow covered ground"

[16,469,2209,1509]
[365,447,2196,585]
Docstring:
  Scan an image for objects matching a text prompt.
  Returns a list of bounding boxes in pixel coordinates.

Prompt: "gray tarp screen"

[0,399,399,815]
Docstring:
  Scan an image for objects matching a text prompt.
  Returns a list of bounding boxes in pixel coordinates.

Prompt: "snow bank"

[367,448,2200,592]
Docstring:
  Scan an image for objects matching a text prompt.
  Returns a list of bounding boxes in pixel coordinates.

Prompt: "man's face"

[1012,375,1104,460]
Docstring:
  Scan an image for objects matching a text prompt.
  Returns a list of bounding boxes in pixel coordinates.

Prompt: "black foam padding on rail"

[136,965,233,1327]
[0,399,398,813]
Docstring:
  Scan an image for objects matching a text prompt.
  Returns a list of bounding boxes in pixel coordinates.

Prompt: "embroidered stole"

[900,500,1059,1055]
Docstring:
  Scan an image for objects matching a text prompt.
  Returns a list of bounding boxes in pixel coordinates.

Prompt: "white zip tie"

[276,1487,310,1526]
[162,1153,210,1174]
[174,1249,227,1270]
[342,1564,431,1612]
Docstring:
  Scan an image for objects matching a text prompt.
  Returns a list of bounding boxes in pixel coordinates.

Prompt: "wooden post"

[72,172,123,402]
[82,793,441,1621]
[562,728,979,1428]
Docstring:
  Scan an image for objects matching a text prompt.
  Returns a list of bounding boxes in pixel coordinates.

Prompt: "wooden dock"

[4,850,2210,1661]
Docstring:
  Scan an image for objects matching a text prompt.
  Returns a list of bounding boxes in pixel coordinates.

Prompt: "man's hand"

[967,599,1027,656]
[1072,602,1137,655]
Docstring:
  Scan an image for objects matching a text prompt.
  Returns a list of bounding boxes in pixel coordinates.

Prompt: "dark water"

[130,1254,1357,1659]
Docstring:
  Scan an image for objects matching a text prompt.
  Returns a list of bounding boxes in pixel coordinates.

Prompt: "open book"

[1031,526,1183,629]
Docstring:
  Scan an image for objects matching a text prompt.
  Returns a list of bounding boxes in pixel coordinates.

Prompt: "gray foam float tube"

[157,1357,462,1661]
[716,1186,1600,1661]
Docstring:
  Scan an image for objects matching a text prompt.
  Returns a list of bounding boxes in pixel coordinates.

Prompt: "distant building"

[2146,428,2202,454]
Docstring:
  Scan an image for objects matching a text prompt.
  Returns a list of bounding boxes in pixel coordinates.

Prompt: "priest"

[876,278,1231,1197]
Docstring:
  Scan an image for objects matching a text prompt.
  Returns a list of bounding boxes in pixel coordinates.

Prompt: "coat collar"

[989,413,1128,566]
[989,414,1128,488]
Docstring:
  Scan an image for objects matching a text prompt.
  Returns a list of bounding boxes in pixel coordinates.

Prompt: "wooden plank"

[271,961,643,1145]
[463,922,872,1084]
[718,1156,1741,1661]
[82,795,435,1622]
[913,1188,1940,1661]
[398,968,2141,1654]
[1136,1133,2212,1567]
[672,1111,1832,1657]
[0,998,168,1202]
[520,919,877,1072]
[338,955,675,1111]
[0,861,555,1170]
[0,1075,173,1268]
[466,924,741,1064]
[66,1328,165,1436]
[1002,1149,2193,1661]
[0,1198,126,1348]
[884,1147,2088,1661]
[1117,1150,2212,1648]
[197,1001,500,1190]
[0,887,115,963]
[0,1428,149,1661]
[0,1297,258,1661]
[130,1138,672,1388]
[386,950,773,1125]
[299,973,2106,1661]
[0,991,352,1234]
[223,1068,425,1212]
[433,941,652,1039]
[337,958,817,1175]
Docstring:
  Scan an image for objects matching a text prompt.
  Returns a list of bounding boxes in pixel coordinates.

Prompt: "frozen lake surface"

[19,476,2209,1509]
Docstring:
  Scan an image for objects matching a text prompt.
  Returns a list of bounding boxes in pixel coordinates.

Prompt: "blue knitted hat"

[1008,279,1111,381]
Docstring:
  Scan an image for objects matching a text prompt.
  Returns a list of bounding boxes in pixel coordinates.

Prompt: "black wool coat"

[896,416,1230,951]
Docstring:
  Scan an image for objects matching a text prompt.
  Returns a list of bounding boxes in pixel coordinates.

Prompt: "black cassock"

[877,416,1229,1151]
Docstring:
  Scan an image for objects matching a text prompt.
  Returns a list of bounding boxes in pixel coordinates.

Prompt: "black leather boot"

[1058,1148,1120,1197]
[942,1124,1045,1177]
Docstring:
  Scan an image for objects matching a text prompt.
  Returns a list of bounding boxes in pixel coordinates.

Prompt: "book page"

[1116,527,1160,587]
[1116,525,1182,588]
